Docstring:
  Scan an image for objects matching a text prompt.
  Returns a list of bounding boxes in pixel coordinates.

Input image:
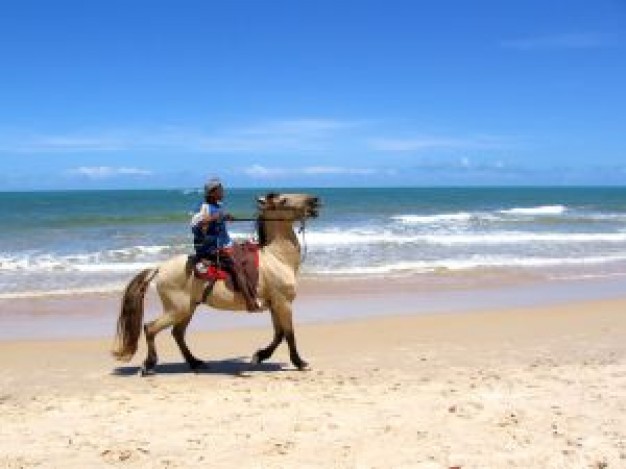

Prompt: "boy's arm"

[201,205,232,223]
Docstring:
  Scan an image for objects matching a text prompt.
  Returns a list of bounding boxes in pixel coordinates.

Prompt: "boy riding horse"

[191,178,260,311]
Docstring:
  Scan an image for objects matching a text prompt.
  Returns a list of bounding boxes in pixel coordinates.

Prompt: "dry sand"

[1,297,625,468]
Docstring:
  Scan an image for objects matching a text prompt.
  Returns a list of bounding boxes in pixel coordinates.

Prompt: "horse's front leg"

[272,297,308,370]
[172,312,205,371]
[252,307,284,364]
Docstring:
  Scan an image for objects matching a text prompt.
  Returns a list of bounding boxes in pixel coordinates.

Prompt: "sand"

[0,296,625,468]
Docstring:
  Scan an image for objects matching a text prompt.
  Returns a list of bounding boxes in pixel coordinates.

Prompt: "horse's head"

[256,193,321,221]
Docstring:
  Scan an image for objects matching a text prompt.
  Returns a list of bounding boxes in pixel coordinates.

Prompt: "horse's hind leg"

[172,313,204,371]
[252,307,284,364]
[142,313,176,376]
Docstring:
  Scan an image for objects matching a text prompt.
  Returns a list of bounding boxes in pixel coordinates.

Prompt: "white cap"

[204,177,222,195]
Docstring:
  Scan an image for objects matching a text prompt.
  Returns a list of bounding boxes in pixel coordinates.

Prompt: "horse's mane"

[256,216,268,247]
[255,192,279,247]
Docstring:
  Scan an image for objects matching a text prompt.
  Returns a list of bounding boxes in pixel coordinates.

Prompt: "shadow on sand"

[111,356,286,377]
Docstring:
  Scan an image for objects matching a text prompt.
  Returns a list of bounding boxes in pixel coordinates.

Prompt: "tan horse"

[112,192,320,375]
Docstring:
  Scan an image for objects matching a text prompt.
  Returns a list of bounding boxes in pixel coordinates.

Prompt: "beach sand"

[0,289,625,469]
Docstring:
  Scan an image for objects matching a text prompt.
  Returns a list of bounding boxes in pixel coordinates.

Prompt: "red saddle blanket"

[194,263,229,281]
[193,242,260,285]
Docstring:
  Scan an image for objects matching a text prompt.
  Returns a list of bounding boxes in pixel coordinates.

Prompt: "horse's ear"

[263,192,280,209]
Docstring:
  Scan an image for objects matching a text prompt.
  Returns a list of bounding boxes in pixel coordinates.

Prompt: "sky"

[0,0,625,190]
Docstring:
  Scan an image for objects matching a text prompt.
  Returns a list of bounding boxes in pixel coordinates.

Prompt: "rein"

[298,218,308,263]
[232,215,309,263]
[231,217,293,222]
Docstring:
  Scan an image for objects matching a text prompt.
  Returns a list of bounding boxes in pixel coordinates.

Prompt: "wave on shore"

[2,188,626,298]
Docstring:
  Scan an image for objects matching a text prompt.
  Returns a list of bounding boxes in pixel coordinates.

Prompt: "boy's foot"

[195,261,209,275]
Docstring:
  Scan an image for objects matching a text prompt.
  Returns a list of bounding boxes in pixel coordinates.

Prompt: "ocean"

[2,187,626,299]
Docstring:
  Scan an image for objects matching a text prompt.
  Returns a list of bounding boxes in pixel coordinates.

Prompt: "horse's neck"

[261,221,301,272]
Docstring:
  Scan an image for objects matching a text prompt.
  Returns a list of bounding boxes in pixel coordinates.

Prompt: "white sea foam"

[0,246,175,273]
[0,254,154,273]
[107,245,171,256]
[304,230,626,247]
[313,253,626,275]
[306,230,397,246]
[499,205,566,216]
[4,251,626,298]
[3,228,626,275]
[72,262,154,273]
[419,232,626,245]
[392,212,473,224]
[4,188,625,300]
[583,213,626,222]
[392,207,626,226]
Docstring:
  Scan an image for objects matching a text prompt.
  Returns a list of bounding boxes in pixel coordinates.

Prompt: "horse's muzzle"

[307,197,321,218]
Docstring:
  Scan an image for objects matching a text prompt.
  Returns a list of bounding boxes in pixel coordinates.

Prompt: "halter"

[232,210,310,263]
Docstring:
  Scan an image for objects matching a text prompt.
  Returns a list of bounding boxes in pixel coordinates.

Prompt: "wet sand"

[1,273,625,340]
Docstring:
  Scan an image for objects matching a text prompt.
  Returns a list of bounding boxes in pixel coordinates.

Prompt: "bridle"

[234,209,310,262]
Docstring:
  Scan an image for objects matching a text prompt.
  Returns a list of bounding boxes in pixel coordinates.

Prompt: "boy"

[191,177,233,258]
[191,178,260,311]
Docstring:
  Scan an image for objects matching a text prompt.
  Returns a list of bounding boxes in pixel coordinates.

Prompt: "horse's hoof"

[139,367,155,377]
[295,360,309,371]
[189,360,206,372]
[252,349,272,365]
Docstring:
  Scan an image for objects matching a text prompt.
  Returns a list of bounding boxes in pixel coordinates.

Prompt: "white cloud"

[198,118,361,153]
[501,33,612,51]
[238,119,357,136]
[36,137,125,151]
[302,166,375,175]
[370,137,466,152]
[410,157,512,173]
[1,118,361,155]
[369,135,510,152]
[8,136,128,152]
[241,164,376,179]
[68,166,153,179]
[242,165,289,178]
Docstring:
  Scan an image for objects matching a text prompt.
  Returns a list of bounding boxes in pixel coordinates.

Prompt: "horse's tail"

[111,268,158,362]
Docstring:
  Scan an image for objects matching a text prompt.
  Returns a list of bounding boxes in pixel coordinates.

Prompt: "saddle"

[192,241,260,310]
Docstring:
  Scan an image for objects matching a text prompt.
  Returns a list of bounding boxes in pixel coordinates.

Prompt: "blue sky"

[0,0,624,190]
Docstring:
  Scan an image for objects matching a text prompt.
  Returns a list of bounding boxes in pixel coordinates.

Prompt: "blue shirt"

[206,202,232,248]
[191,201,232,249]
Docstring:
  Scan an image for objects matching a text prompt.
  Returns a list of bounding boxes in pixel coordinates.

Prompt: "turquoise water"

[2,187,626,297]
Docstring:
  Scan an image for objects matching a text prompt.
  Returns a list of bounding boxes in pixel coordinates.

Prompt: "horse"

[111,192,320,376]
